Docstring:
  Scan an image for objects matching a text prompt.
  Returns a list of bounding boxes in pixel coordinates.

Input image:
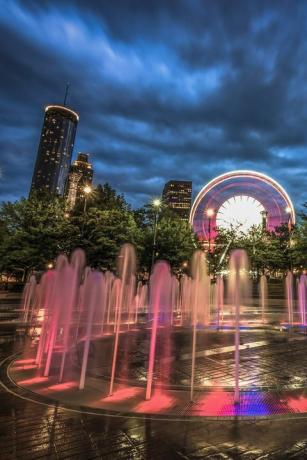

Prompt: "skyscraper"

[30,105,79,196]
[162,180,192,220]
[65,153,93,209]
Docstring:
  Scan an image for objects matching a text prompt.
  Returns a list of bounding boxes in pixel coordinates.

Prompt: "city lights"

[83,185,92,195]
[153,198,161,207]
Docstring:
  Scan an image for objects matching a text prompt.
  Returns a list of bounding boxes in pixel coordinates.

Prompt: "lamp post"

[206,208,215,253]
[260,210,268,231]
[286,206,293,271]
[151,199,161,269]
[81,185,92,237]
[206,208,215,275]
[83,185,92,213]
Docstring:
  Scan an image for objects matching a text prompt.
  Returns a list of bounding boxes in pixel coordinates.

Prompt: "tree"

[137,204,200,272]
[68,183,142,269]
[0,193,78,280]
[291,203,307,269]
[76,208,143,270]
[72,183,130,215]
[208,224,292,277]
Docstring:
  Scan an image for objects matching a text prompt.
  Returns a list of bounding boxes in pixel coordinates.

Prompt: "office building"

[30,105,79,196]
[162,180,192,220]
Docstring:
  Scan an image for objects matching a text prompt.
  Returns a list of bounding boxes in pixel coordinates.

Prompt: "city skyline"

[1,1,307,209]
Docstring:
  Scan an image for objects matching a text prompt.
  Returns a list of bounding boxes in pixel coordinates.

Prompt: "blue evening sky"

[0,0,306,209]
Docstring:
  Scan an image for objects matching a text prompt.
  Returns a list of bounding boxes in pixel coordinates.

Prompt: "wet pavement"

[9,329,307,418]
[3,343,307,460]
[80,328,307,391]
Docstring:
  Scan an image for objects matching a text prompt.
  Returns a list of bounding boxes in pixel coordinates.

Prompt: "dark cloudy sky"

[0,0,307,209]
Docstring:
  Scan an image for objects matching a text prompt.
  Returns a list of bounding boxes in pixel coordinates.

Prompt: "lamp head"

[84,185,92,195]
[153,199,161,208]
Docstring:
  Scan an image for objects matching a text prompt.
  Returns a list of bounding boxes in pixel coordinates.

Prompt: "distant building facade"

[65,153,93,209]
[30,105,79,196]
[162,180,192,220]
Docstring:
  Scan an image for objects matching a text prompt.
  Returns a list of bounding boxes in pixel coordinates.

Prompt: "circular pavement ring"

[5,354,307,422]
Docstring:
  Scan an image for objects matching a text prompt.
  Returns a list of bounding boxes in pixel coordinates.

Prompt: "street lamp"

[206,208,215,253]
[151,198,161,268]
[286,206,293,270]
[83,185,92,213]
[260,210,268,230]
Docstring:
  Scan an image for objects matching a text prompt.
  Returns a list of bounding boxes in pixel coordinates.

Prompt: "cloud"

[0,0,307,211]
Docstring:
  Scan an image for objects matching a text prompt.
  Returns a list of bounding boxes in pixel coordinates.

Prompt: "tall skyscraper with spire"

[30,91,79,196]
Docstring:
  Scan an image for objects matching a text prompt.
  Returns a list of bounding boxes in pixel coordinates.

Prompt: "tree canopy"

[2,187,307,280]
[0,185,200,278]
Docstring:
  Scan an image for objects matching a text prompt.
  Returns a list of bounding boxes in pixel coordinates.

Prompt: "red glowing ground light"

[14,359,36,365]
[286,395,307,412]
[18,376,49,386]
[134,391,177,413]
[103,386,143,402]
[13,364,38,371]
[47,381,78,391]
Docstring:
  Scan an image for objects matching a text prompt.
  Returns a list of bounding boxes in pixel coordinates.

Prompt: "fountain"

[11,243,307,418]
[228,249,250,404]
[190,250,209,401]
[259,274,267,324]
[215,275,224,328]
[286,270,294,326]
[298,273,307,326]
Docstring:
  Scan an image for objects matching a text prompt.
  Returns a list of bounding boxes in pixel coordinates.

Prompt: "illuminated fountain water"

[286,270,294,326]
[298,273,307,326]
[259,274,268,324]
[109,243,136,395]
[146,261,172,400]
[14,243,307,418]
[190,250,209,401]
[22,274,37,323]
[228,249,250,404]
[215,275,224,328]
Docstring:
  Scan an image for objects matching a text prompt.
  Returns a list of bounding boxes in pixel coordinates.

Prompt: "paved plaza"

[2,298,307,458]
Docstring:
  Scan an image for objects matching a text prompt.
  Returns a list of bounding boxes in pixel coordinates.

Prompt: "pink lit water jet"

[298,273,307,326]
[145,261,172,400]
[109,243,136,396]
[190,250,209,402]
[259,275,268,324]
[286,271,294,326]
[228,249,250,404]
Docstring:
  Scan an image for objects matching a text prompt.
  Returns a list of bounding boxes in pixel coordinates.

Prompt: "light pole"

[286,206,293,271]
[260,210,268,231]
[206,208,215,275]
[83,185,92,214]
[81,185,92,237]
[206,208,215,254]
[151,199,161,269]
